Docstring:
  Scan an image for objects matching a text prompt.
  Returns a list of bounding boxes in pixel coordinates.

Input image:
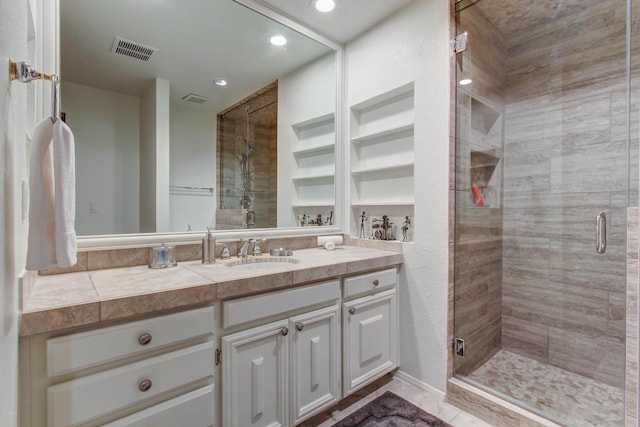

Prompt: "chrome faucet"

[238,238,266,257]
[253,239,264,256]
[238,239,256,258]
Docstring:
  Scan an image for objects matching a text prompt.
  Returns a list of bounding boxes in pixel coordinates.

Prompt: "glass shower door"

[453,0,630,425]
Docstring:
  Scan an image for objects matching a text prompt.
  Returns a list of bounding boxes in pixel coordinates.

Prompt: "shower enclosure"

[217,83,278,229]
[453,0,639,425]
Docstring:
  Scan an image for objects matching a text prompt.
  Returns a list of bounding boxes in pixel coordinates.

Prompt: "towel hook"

[9,59,61,122]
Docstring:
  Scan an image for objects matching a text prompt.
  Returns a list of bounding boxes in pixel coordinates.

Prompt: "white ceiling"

[260,0,415,44]
[60,0,414,113]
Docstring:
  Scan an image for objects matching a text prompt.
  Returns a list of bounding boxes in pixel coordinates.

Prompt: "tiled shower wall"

[455,0,637,388]
[500,0,629,388]
[217,85,278,229]
[454,5,506,375]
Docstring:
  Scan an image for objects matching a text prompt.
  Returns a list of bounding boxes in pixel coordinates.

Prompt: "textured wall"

[345,0,452,392]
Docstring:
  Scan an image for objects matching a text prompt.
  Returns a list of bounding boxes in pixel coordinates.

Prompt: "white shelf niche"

[292,174,334,207]
[351,165,414,206]
[350,82,414,138]
[291,113,335,154]
[349,83,415,238]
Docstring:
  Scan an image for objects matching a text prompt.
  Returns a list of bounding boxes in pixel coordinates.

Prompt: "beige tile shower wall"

[626,208,639,426]
[453,5,506,375]
[501,0,628,388]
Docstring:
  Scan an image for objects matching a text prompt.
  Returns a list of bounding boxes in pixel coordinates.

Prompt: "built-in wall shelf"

[292,113,335,135]
[289,113,336,223]
[351,162,414,176]
[292,143,335,157]
[292,202,334,208]
[351,123,414,145]
[292,172,335,182]
[349,83,415,241]
[352,201,414,207]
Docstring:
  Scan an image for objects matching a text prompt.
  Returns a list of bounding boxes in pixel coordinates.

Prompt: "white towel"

[53,119,77,267]
[26,117,77,270]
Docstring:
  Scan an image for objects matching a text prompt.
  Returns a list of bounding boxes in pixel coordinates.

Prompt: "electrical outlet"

[90,201,98,213]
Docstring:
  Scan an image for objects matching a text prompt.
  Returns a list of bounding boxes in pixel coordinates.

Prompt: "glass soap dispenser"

[202,227,215,264]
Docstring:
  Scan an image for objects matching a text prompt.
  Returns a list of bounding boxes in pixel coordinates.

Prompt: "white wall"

[1,0,30,423]
[169,104,217,232]
[346,0,451,392]
[63,82,140,235]
[139,78,170,233]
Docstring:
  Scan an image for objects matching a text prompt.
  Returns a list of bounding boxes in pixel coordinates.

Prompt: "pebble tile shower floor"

[466,350,624,426]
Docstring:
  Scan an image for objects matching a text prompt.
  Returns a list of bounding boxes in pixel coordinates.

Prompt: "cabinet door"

[222,320,289,427]
[343,288,398,396]
[290,305,340,424]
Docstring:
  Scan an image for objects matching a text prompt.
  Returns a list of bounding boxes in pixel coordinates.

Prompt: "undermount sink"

[225,257,300,271]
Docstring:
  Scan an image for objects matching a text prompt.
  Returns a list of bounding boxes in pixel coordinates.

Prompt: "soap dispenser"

[202,227,216,264]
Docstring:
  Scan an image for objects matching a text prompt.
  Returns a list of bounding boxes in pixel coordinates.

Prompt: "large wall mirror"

[59,0,341,246]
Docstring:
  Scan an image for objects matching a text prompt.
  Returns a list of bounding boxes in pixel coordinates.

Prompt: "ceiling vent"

[182,93,209,104]
[111,36,157,61]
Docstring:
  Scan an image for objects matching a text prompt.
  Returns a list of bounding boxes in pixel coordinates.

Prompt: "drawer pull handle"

[372,279,380,286]
[295,322,304,331]
[138,379,153,392]
[349,307,356,315]
[138,332,152,346]
[280,327,289,336]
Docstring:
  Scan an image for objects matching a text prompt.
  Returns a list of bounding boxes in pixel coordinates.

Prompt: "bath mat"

[332,391,452,427]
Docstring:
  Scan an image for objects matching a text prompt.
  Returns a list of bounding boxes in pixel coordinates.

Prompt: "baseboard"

[394,369,446,400]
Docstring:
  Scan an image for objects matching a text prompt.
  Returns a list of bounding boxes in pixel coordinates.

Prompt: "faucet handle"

[253,238,266,256]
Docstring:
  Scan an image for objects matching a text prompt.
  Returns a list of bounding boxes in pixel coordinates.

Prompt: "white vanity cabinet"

[342,268,398,396]
[20,306,216,427]
[221,280,341,427]
[221,319,290,427]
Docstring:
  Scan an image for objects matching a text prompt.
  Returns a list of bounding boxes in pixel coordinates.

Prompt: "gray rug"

[332,391,453,427]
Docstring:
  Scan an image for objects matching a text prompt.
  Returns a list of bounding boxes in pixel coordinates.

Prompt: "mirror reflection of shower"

[216,82,278,229]
[240,103,256,226]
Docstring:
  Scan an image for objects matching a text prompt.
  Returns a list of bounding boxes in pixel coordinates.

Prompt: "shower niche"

[469,149,499,208]
[457,92,503,210]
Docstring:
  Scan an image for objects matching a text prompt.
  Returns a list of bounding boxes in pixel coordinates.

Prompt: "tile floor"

[299,374,493,427]
[466,350,625,427]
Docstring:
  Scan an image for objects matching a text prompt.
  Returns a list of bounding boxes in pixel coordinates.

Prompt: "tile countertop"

[20,246,403,336]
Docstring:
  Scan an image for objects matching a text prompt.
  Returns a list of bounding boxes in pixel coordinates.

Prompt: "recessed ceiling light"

[314,0,336,13]
[459,78,472,86]
[213,79,228,86]
[270,34,287,47]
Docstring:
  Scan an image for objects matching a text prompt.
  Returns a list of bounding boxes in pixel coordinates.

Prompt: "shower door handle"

[596,212,606,254]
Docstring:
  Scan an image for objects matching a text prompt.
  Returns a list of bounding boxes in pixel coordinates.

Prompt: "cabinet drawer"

[47,341,215,427]
[343,268,396,299]
[102,385,214,427]
[223,280,340,328]
[47,306,214,376]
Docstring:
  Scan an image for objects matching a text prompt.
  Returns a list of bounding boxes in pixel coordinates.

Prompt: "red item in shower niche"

[471,183,484,207]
